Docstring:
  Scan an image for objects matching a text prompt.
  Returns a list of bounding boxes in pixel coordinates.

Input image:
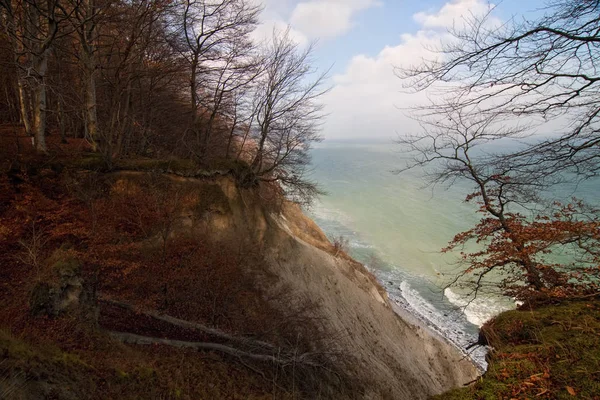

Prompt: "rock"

[29,256,96,322]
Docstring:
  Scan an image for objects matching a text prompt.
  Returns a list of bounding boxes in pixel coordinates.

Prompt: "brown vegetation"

[0,139,354,398]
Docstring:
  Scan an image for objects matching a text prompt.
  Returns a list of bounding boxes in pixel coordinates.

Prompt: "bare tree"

[249,30,329,205]
[16,220,48,279]
[398,0,600,187]
[69,0,101,150]
[1,0,67,152]
[397,106,600,303]
[174,0,261,159]
[194,27,262,161]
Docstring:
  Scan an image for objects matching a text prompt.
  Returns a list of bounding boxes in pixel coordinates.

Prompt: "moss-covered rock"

[29,254,96,321]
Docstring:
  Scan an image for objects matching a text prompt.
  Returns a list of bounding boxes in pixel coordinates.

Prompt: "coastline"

[389,293,486,373]
[274,200,481,397]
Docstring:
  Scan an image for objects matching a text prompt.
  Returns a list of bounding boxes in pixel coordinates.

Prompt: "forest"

[0,0,326,203]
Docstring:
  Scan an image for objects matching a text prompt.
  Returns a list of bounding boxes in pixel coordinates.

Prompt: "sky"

[253,0,548,141]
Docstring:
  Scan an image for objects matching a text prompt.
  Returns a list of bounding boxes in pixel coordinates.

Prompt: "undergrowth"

[434,300,600,399]
[0,153,357,399]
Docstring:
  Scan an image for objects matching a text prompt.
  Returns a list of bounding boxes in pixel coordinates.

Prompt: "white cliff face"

[118,173,479,399]
[264,210,478,399]
[203,180,479,399]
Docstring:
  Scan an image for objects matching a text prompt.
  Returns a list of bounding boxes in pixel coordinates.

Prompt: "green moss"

[116,369,130,380]
[51,350,92,369]
[41,250,81,282]
[0,329,90,370]
[51,257,81,277]
[133,365,156,380]
[433,300,600,399]
[0,329,36,360]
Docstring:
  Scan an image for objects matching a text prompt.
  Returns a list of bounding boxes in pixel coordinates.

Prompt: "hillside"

[0,143,478,399]
[434,301,600,400]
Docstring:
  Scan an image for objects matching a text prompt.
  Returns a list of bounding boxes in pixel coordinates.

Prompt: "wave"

[390,281,488,370]
[307,199,491,369]
[443,288,515,327]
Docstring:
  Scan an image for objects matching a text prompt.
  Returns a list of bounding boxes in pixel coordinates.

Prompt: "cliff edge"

[199,175,479,398]
[0,167,478,399]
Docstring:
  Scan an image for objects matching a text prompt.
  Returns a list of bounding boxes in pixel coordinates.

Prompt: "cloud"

[413,0,491,29]
[251,0,381,46]
[290,0,381,39]
[322,0,494,140]
[251,18,309,46]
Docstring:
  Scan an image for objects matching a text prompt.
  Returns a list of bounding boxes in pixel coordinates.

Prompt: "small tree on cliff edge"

[249,29,329,206]
[396,0,600,303]
[397,107,599,304]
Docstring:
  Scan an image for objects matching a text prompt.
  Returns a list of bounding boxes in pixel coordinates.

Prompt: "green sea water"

[307,140,599,368]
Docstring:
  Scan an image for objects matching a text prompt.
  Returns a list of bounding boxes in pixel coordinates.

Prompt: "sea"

[307,140,599,370]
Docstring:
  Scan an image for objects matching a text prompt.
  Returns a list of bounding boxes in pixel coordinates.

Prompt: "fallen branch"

[107,331,322,368]
[98,296,277,352]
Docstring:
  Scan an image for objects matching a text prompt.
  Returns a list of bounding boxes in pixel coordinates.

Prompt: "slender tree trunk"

[190,53,199,123]
[57,94,66,143]
[252,130,268,172]
[53,47,67,143]
[225,116,237,159]
[32,55,48,153]
[85,63,98,150]
[80,0,99,151]
[5,82,18,123]
[115,78,132,156]
[6,6,33,136]
[236,124,251,161]
[17,76,32,136]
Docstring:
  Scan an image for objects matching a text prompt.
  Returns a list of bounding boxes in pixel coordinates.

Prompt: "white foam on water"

[400,281,444,325]
[310,201,354,226]
[444,288,514,327]
[348,239,373,249]
[390,281,488,371]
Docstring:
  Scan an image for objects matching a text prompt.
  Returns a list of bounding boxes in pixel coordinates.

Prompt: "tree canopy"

[0,0,326,204]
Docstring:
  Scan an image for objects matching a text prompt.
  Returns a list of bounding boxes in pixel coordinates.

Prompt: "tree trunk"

[17,76,32,136]
[190,53,199,123]
[7,6,33,136]
[32,55,48,153]
[80,0,99,151]
[85,63,98,150]
[115,78,132,157]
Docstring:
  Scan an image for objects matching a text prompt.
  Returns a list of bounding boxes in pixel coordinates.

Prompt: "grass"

[433,300,600,399]
[0,324,295,400]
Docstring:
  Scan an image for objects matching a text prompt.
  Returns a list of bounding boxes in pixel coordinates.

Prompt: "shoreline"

[389,293,487,373]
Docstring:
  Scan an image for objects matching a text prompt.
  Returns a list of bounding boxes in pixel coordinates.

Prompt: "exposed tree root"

[99,295,326,369]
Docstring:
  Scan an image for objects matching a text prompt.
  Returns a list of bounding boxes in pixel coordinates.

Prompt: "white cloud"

[251,0,380,46]
[413,0,491,29]
[322,0,495,140]
[251,18,309,46]
[290,0,381,39]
